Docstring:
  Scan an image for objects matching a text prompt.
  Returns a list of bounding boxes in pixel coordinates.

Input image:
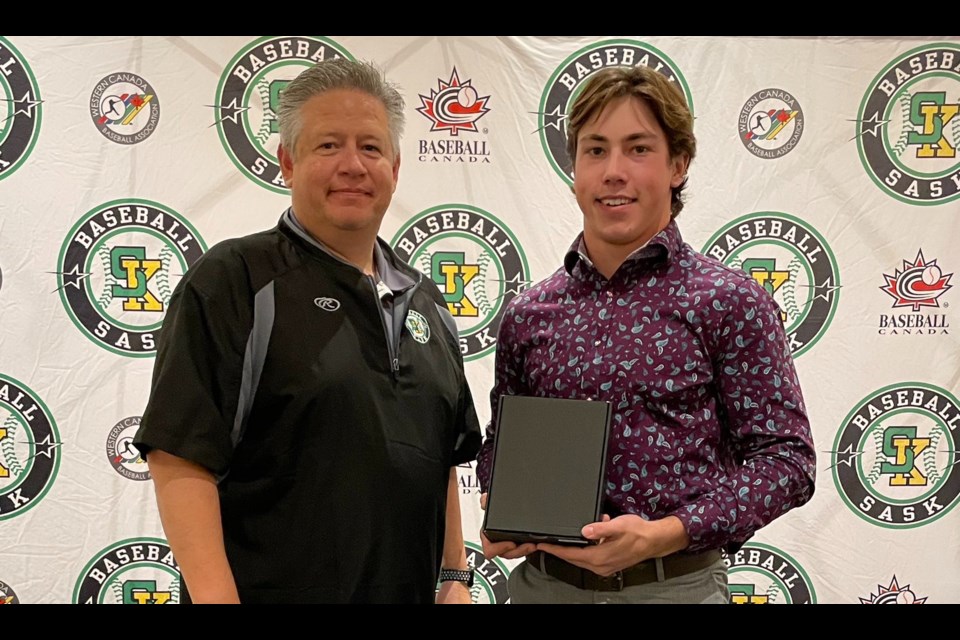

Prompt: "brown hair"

[566,66,696,218]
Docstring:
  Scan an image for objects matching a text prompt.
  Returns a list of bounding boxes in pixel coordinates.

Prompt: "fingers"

[480,493,488,511]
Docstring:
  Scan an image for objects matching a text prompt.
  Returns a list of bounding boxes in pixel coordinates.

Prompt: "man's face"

[279,88,400,237]
[573,96,687,257]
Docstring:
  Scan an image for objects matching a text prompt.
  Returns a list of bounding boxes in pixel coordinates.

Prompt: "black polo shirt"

[134,212,481,603]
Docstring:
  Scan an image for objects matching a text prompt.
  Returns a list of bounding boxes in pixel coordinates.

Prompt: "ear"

[670,153,689,189]
[278,143,295,188]
[391,152,401,192]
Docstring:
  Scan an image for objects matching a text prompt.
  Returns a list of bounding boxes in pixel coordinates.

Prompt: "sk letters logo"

[434,542,510,604]
[89,73,160,144]
[830,383,960,528]
[537,39,692,184]
[391,205,530,361]
[0,37,42,182]
[73,538,181,604]
[724,543,817,604]
[702,212,841,357]
[860,576,928,604]
[106,416,149,481]
[55,199,206,357]
[213,36,353,193]
[738,88,804,159]
[0,374,61,521]
[855,43,960,205]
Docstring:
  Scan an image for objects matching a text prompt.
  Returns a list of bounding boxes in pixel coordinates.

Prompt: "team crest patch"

[405,310,431,344]
[738,88,804,159]
[0,579,18,604]
[435,542,511,604]
[702,211,841,357]
[391,204,530,361]
[0,37,42,182]
[536,39,692,185]
[724,542,817,604]
[0,374,61,522]
[89,72,160,144]
[830,382,960,528]
[73,538,181,604]
[860,576,928,604]
[55,199,206,357]
[212,36,353,193]
[106,416,149,481]
[854,42,960,205]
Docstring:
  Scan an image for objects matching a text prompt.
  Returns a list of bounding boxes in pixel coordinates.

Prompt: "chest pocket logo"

[314,297,340,312]
[405,310,431,344]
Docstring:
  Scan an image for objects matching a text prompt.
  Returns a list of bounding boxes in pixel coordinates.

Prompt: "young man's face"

[573,96,687,259]
[279,88,400,238]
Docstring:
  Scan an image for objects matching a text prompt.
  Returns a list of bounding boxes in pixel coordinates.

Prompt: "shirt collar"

[281,208,418,295]
[563,219,683,278]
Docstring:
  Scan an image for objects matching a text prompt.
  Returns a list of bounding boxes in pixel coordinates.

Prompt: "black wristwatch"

[439,568,474,587]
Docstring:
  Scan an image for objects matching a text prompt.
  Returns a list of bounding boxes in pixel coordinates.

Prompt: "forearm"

[441,468,468,570]
[147,449,239,603]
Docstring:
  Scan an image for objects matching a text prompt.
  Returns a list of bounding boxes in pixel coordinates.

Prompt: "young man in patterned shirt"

[476,66,816,604]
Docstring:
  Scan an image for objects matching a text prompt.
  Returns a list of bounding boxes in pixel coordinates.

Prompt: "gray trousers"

[508,556,730,604]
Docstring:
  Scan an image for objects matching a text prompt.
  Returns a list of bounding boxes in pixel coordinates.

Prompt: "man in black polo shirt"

[134,59,481,603]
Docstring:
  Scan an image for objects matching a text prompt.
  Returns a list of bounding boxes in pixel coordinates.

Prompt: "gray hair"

[277,58,405,156]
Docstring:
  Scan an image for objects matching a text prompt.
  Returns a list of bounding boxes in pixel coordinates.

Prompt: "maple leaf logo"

[880,250,953,312]
[417,68,490,136]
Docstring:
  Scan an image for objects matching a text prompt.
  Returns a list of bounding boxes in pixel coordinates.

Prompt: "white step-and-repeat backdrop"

[1,35,958,604]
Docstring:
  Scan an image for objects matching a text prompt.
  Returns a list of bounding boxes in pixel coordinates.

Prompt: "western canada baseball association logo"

[860,576,927,604]
[702,212,841,357]
[0,37,42,182]
[417,68,492,164]
[55,199,206,357]
[537,39,692,184]
[213,36,352,193]
[0,579,18,604]
[435,543,510,604]
[855,43,960,205]
[879,250,951,336]
[89,73,160,144]
[74,538,181,604]
[391,205,530,361]
[724,543,817,604]
[738,88,804,159]
[831,382,960,528]
[106,416,149,481]
[0,374,61,521]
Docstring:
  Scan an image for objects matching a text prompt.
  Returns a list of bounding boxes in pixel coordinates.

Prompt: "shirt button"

[595,339,602,346]
[606,291,614,298]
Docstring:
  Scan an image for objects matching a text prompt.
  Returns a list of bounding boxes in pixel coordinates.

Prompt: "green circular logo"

[73,538,181,604]
[0,37,42,182]
[724,542,816,604]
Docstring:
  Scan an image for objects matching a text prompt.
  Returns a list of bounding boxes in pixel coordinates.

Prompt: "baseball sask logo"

[459,542,511,604]
[830,382,960,528]
[0,374,60,521]
[879,250,951,336]
[417,68,491,164]
[702,212,840,357]
[391,205,530,361]
[213,36,352,193]
[724,543,816,604]
[855,43,960,205]
[738,88,804,159]
[860,576,927,604]
[537,39,692,184]
[0,579,18,604]
[106,416,149,481]
[0,37,42,182]
[89,73,160,144]
[73,538,180,604]
[405,309,431,345]
[55,199,206,357]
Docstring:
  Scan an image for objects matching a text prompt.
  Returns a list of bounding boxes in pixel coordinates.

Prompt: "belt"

[527,549,722,592]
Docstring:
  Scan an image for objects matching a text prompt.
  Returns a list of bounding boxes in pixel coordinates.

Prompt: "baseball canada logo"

[0,579,18,604]
[738,88,804,159]
[724,542,817,604]
[106,416,149,481]
[855,43,960,205]
[860,576,927,604]
[56,199,206,357]
[537,39,692,184]
[89,73,160,145]
[417,68,492,164]
[213,36,353,193]
[391,204,530,361]
[831,382,960,528]
[73,538,181,604]
[0,374,60,521]
[434,542,510,604]
[0,37,42,182]
[879,250,951,336]
[702,212,840,357]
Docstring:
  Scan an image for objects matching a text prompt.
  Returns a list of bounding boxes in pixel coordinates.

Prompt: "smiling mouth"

[597,197,635,206]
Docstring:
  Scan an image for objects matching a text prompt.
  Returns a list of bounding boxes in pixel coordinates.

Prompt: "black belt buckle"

[597,570,625,592]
